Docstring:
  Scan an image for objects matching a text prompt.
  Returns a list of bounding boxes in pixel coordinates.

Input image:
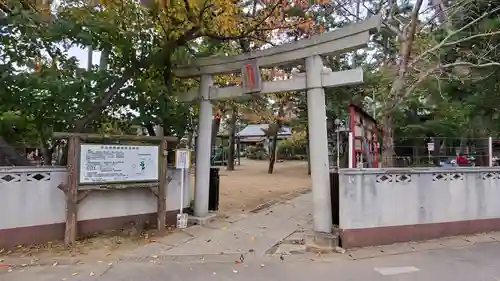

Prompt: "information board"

[79,144,159,184]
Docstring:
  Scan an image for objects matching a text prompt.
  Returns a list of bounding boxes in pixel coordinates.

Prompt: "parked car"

[439,158,455,167]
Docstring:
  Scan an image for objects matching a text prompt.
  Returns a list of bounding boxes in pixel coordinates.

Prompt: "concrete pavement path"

[122,190,314,260]
[4,191,500,280]
[100,243,500,281]
[4,242,500,281]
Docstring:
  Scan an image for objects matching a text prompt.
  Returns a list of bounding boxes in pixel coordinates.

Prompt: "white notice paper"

[175,149,191,169]
[79,144,159,184]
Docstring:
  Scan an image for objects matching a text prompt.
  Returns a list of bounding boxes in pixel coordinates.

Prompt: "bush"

[246,145,268,160]
[277,139,307,160]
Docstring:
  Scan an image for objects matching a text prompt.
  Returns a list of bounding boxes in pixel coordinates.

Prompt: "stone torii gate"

[173,15,380,246]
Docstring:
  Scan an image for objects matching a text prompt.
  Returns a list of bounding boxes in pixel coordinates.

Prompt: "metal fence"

[380,137,494,168]
[0,144,65,166]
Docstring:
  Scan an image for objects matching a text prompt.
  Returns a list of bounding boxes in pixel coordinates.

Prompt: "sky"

[70,47,101,69]
[51,0,100,69]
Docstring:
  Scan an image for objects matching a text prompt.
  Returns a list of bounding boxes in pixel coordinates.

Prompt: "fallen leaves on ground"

[0,227,176,264]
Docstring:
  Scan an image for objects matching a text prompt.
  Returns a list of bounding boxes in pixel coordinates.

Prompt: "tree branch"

[354,1,405,41]
[441,61,500,69]
[443,30,500,47]
[391,61,500,112]
[409,6,500,68]
[203,0,282,40]
[73,26,200,132]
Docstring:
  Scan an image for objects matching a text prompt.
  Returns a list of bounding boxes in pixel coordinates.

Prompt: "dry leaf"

[250,237,255,241]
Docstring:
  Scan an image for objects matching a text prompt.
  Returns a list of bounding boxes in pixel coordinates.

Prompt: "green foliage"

[246,145,268,160]
[277,137,307,160]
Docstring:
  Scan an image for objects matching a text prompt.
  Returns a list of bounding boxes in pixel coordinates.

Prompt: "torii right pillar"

[305,55,335,250]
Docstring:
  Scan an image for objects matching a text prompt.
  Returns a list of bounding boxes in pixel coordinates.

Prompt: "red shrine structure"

[348,104,380,168]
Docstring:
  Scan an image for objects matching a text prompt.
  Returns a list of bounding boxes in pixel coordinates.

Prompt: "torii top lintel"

[172,15,381,78]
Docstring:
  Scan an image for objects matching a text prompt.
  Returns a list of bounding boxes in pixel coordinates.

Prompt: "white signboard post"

[427,142,435,152]
[427,142,434,163]
[79,144,159,184]
[175,149,191,229]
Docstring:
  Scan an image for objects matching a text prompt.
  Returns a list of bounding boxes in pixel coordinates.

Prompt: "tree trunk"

[381,113,396,167]
[412,142,419,166]
[339,133,349,168]
[41,142,53,165]
[380,0,424,157]
[226,107,237,171]
[432,139,441,166]
[476,138,489,166]
[236,137,241,165]
[186,131,194,149]
[211,107,224,149]
[268,124,279,174]
[145,123,156,136]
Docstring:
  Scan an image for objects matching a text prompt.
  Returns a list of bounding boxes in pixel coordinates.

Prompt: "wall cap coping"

[337,167,500,175]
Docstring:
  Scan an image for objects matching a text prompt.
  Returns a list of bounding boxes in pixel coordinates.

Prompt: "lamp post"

[334,118,341,169]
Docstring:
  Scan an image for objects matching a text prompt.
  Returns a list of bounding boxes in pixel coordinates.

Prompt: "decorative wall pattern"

[482,172,500,180]
[432,172,464,181]
[376,174,412,183]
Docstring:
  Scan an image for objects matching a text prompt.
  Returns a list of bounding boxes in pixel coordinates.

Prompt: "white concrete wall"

[338,168,500,229]
[0,166,190,230]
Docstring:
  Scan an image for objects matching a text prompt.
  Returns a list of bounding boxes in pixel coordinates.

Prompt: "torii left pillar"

[193,74,214,221]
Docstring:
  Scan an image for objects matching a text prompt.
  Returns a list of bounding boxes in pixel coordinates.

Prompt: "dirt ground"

[191,159,311,215]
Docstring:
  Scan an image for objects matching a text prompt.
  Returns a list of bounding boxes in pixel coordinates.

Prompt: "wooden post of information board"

[65,136,79,245]
[157,136,168,231]
[53,132,177,241]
